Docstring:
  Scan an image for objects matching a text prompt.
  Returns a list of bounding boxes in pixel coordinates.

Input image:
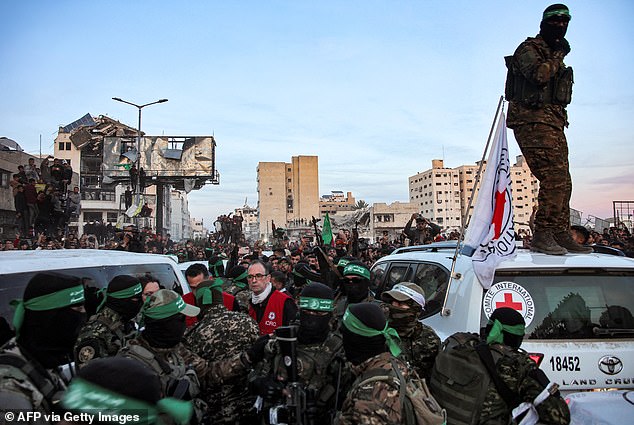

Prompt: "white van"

[371,242,634,394]
[0,249,191,328]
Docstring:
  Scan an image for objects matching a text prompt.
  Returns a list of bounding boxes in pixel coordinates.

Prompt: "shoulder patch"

[76,342,99,364]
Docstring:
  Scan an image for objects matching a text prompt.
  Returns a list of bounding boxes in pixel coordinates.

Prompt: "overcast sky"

[2,1,633,226]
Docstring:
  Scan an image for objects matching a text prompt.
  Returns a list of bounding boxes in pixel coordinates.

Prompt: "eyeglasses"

[247,273,268,280]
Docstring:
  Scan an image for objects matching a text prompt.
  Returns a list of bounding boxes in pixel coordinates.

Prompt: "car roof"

[378,242,634,270]
[0,249,179,274]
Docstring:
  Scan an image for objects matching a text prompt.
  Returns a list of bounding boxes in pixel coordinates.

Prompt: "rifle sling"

[475,343,522,409]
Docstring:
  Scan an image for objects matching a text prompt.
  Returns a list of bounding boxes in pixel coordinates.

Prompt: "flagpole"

[441,95,505,317]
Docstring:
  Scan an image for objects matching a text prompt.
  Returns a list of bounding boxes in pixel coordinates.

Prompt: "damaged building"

[54,113,218,237]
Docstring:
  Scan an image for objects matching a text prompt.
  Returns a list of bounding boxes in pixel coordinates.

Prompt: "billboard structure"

[102,136,219,190]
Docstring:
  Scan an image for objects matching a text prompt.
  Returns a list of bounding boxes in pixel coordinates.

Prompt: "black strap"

[475,343,522,409]
[0,352,58,407]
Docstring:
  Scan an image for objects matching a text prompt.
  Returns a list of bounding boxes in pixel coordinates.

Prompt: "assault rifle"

[311,216,323,247]
[274,325,306,425]
[351,221,360,257]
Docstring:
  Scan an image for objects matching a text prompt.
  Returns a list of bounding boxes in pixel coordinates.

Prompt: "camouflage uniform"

[0,338,67,416]
[506,35,571,234]
[74,306,135,368]
[337,352,411,425]
[224,281,251,313]
[479,343,570,425]
[118,335,206,419]
[256,331,349,424]
[398,321,440,381]
[183,303,259,425]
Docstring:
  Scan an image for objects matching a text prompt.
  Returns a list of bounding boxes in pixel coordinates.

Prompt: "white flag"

[461,113,517,289]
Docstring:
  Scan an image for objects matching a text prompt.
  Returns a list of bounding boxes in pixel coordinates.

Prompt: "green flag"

[322,213,333,245]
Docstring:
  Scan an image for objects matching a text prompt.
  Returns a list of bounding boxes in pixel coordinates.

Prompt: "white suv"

[370,242,634,393]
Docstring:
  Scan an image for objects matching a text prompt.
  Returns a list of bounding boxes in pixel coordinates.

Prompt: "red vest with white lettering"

[249,290,290,335]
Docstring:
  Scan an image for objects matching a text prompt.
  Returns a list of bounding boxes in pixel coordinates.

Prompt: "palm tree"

[353,200,369,210]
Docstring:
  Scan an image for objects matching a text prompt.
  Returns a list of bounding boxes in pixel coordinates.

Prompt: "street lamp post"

[112,97,168,230]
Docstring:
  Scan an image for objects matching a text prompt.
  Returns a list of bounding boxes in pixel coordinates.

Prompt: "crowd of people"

[8,156,79,239]
[1,224,573,424]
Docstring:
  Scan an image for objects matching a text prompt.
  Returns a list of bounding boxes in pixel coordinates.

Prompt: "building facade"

[234,204,258,242]
[320,191,356,215]
[408,159,462,231]
[408,157,538,233]
[190,218,205,240]
[170,190,191,241]
[257,155,319,239]
[369,201,419,244]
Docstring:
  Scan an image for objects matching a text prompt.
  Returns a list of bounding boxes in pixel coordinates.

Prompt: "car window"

[480,271,634,340]
[411,263,450,318]
[370,262,387,295]
[382,263,412,295]
[0,264,183,327]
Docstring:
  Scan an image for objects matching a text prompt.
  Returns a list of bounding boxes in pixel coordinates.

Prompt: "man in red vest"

[183,262,238,327]
[248,260,298,335]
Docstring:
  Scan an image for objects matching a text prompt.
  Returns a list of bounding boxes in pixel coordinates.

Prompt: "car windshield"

[481,270,634,340]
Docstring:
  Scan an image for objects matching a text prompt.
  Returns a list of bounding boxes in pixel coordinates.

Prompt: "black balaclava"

[298,283,333,345]
[208,256,225,278]
[195,280,224,319]
[292,262,315,288]
[104,275,143,321]
[539,4,570,48]
[227,265,248,288]
[77,356,162,405]
[386,299,421,337]
[485,307,526,350]
[143,313,187,348]
[18,272,86,368]
[341,303,387,366]
[342,261,371,304]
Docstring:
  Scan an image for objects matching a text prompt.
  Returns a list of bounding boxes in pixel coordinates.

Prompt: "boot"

[531,231,567,255]
[554,231,594,254]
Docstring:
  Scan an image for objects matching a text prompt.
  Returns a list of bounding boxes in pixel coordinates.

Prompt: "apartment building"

[408,159,462,230]
[409,157,538,232]
[320,191,356,215]
[257,155,319,239]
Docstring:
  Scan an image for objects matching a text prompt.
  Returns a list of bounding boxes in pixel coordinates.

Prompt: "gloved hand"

[249,376,284,401]
[552,38,571,56]
[246,334,270,364]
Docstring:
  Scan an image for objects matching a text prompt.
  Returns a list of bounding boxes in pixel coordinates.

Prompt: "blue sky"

[2,1,633,226]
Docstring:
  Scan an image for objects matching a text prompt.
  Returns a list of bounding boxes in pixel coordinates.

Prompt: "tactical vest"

[0,342,66,412]
[278,332,345,408]
[505,39,573,108]
[352,357,446,425]
[430,332,514,425]
[119,341,189,395]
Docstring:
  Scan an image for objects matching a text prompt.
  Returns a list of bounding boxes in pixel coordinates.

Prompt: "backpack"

[354,357,446,425]
[429,332,519,425]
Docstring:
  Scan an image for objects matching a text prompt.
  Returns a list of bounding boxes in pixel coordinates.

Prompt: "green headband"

[486,319,525,345]
[142,296,188,320]
[209,260,223,277]
[62,377,192,425]
[343,308,401,357]
[343,264,370,280]
[299,297,334,312]
[195,281,224,305]
[543,8,571,21]
[337,259,351,268]
[11,284,85,337]
[230,269,249,289]
[97,283,142,312]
